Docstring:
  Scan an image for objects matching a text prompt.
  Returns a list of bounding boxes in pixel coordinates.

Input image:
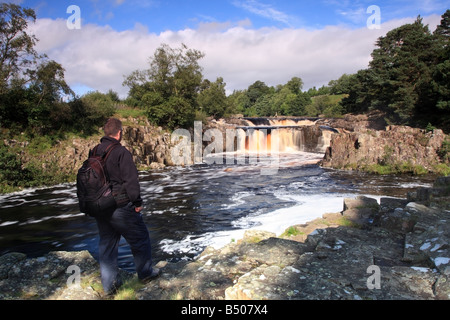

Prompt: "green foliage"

[306,94,346,117]
[0,145,31,191]
[227,77,314,117]
[0,3,39,94]
[438,137,450,163]
[328,74,353,95]
[364,162,428,175]
[123,43,204,129]
[0,4,113,136]
[0,142,73,193]
[114,106,146,119]
[198,77,230,119]
[281,226,301,237]
[76,91,117,132]
[341,11,450,131]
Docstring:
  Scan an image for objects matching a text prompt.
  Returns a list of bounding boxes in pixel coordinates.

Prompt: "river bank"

[2,113,449,194]
[1,176,448,300]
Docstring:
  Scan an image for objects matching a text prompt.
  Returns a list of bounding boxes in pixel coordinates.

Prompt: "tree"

[286,77,303,94]
[429,10,450,128]
[369,16,436,122]
[0,3,40,94]
[123,43,205,129]
[341,12,450,129]
[197,77,229,119]
[328,74,353,95]
[246,80,271,105]
[0,4,79,134]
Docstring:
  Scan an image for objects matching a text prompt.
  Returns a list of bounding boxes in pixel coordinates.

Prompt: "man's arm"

[119,149,143,208]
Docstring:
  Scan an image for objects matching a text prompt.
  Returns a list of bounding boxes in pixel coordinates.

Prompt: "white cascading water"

[236,119,331,155]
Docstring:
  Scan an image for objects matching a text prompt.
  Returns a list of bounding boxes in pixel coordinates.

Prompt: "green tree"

[0,3,40,94]
[246,80,271,105]
[286,76,303,94]
[341,12,450,130]
[123,43,205,129]
[69,91,116,135]
[27,60,74,132]
[428,10,450,128]
[227,90,249,116]
[0,4,77,134]
[197,77,229,119]
[328,74,353,95]
[369,16,436,122]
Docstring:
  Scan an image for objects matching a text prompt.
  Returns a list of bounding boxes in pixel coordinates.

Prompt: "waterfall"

[236,118,336,155]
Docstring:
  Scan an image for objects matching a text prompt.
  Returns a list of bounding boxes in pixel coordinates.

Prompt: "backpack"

[76,143,119,217]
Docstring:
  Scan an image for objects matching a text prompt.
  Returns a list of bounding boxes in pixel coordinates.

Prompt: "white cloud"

[27,14,442,98]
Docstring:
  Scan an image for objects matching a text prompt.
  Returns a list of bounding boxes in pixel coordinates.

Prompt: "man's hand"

[135,206,143,213]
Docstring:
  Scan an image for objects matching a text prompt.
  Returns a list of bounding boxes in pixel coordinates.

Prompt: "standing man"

[94,118,159,295]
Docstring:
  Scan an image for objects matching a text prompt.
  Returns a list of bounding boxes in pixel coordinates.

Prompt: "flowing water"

[0,152,436,272]
[0,119,438,271]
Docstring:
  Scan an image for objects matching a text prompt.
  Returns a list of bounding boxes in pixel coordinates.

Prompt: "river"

[0,151,436,272]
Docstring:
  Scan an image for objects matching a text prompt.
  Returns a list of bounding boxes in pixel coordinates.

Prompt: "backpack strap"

[90,142,119,159]
[101,143,120,183]
[102,142,120,161]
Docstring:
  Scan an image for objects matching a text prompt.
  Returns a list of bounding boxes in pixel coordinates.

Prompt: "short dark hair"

[104,118,122,137]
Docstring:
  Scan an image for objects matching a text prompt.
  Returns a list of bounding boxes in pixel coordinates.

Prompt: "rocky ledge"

[1,177,449,300]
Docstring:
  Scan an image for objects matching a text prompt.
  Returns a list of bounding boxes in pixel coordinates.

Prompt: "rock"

[0,252,27,280]
[2,178,449,301]
[241,230,276,243]
[321,125,448,174]
[343,196,380,211]
[0,250,105,300]
[342,196,380,227]
[408,176,450,209]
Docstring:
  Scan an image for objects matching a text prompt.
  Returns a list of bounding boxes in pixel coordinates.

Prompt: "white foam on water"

[222,191,255,210]
[160,192,351,257]
[0,220,19,227]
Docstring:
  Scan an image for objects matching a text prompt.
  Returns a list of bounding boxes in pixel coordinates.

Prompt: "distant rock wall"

[120,118,174,169]
[37,117,175,178]
[321,125,448,173]
[26,114,449,184]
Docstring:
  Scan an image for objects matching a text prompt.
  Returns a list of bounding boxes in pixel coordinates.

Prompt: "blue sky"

[17,0,449,97]
[23,0,449,31]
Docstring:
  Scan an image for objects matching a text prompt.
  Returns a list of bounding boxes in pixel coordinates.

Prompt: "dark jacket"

[95,136,143,208]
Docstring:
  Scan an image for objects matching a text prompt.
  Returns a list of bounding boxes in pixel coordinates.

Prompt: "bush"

[69,91,117,135]
[0,145,34,192]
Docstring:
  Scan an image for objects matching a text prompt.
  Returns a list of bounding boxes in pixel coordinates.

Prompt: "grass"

[363,162,428,175]
[280,226,302,238]
[113,276,146,300]
[114,107,147,123]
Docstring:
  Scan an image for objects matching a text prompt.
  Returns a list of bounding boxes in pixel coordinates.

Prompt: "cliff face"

[34,117,175,179]
[120,118,174,169]
[321,125,448,174]
[30,114,449,179]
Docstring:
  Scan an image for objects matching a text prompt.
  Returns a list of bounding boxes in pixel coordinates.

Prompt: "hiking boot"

[102,280,123,299]
[140,267,161,283]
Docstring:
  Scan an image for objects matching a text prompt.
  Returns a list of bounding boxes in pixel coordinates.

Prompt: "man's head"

[104,118,123,141]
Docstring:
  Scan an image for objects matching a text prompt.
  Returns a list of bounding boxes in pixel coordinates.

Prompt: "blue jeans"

[95,202,153,294]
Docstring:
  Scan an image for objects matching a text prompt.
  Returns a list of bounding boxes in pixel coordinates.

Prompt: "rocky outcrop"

[120,117,174,169]
[23,117,175,180]
[1,177,448,300]
[0,250,104,300]
[321,125,448,173]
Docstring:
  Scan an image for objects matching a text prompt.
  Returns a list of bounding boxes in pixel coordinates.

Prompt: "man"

[94,118,159,295]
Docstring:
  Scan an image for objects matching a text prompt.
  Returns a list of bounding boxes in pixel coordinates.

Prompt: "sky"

[13,0,450,98]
